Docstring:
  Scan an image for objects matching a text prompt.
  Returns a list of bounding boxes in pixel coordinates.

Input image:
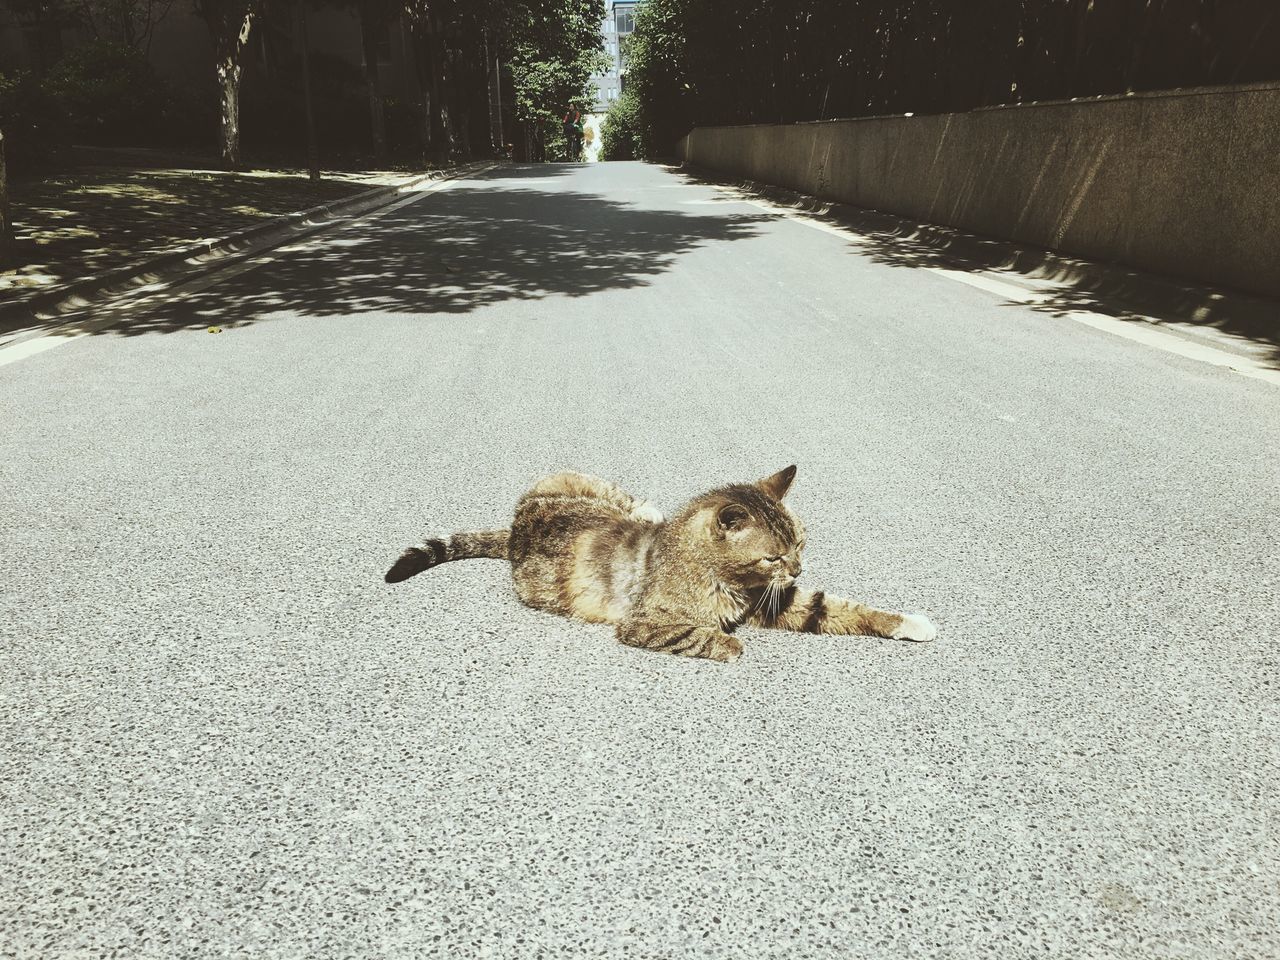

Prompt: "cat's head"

[699,465,806,589]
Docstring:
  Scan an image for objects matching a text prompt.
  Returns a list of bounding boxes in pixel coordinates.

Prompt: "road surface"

[2,162,1278,959]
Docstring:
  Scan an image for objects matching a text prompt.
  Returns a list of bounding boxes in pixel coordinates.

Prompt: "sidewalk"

[1,163,429,299]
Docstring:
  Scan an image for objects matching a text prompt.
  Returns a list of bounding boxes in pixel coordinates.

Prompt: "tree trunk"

[453,52,471,159]
[426,13,451,164]
[215,11,253,170]
[404,13,434,166]
[217,57,242,168]
[0,126,13,263]
[485,35,504,158]
[1125,0,1157,93]
[483,32,496,155]
[359,10,387,163]
[297,0,319,180]
[1070,0,1092,97]
[457,107,471,160]
[420,93,432,165]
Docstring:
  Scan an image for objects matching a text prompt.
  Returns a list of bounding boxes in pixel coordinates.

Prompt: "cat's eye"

[763,555,782,563]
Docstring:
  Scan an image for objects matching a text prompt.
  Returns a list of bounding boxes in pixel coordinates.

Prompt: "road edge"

[673,162,1280,386]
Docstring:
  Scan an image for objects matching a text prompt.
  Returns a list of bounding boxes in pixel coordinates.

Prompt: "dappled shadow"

[993,267,1280,372]
[2,168,366,296]
[57,166,771,335]
[672,167,1280,371]
[484,163,584,179]
[848,219,1280,372]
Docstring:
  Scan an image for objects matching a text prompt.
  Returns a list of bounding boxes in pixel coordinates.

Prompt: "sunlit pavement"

[2,162,1277,959]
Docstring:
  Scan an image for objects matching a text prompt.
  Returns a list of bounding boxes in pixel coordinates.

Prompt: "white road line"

[0,333,78,365]
[712,184,1280,388]
[925,267,1049,304]
[0,169,489,368]
[930,267,1280,387]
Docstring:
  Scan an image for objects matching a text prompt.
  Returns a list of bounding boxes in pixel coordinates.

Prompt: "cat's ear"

[717,503,751,531]
[758,464,797,500]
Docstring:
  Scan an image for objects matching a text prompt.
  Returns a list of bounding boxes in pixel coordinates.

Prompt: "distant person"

[563,110,578,161]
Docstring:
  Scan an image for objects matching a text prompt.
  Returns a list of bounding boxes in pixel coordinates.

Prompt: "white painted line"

[1062,309,1280,385]
[926,268,1049,304]
[930,268,1280,387]
[0,167,490,368]
[0,333,78,366]
[707,181,1279,388]
[726,192,873,244]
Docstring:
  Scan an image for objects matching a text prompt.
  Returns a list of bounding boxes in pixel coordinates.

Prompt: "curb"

[0,161,495,335]
[675,163,1279,349]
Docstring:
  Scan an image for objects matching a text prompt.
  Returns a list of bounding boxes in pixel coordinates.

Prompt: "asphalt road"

[2,161,1278,959]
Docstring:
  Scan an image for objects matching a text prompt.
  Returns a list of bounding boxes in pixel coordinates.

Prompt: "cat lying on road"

[385,466,936,662]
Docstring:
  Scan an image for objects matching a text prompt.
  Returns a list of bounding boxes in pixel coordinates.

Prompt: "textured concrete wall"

[676,84,1280,299]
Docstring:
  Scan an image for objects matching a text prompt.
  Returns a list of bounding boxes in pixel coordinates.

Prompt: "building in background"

[589,0,638,113]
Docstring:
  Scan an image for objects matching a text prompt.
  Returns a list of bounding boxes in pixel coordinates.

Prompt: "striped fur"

[384,530,510,583]
[384,467,936,660]
[750,587,906,638]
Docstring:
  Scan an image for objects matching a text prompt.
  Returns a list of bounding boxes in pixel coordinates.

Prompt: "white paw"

[631,502,665,524]
[891,613,937,643]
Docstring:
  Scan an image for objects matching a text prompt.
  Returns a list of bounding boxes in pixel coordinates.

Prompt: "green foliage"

[5,0,616,165]
[395,0,606,161]
[504,0,608,147]
[625,0,1280,132]
[600,89,640,160]
[44,40,165,144]
[613,0,690,156]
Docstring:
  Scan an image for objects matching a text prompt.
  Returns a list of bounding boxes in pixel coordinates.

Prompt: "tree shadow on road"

[671,168,1280,371]
[484,163,587,179]
[2,167,367,293]
[63,166,774,335]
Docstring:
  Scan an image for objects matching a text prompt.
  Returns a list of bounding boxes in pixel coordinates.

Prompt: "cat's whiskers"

[750,582,771,617]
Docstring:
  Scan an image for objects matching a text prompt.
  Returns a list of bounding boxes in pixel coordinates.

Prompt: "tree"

[71,0,178,53]
[350,0,398,162]
[502,0,607,160]
[394,0,604,164]
[600,88,639,160]
[0,126,13,263]
[609,0,688,158]
[295,0,319,179]
[617,0,1280,139]
[194,0,257,169]
[5,0,177,54]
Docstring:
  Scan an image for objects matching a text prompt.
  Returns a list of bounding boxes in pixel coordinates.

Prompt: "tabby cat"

[385,466,936,662]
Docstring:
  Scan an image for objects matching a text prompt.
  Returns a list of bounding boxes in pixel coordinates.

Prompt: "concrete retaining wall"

[676,84,1280,300]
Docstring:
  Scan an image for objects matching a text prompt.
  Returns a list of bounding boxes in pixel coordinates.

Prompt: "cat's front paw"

[630,501,665,525]
[706,633,744,663]
[891,613,937,643]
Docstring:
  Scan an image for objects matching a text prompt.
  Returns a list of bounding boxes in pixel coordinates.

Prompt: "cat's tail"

[384,529,511,584]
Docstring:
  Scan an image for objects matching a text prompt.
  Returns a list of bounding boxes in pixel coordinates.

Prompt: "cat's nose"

[787,558,802,577]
